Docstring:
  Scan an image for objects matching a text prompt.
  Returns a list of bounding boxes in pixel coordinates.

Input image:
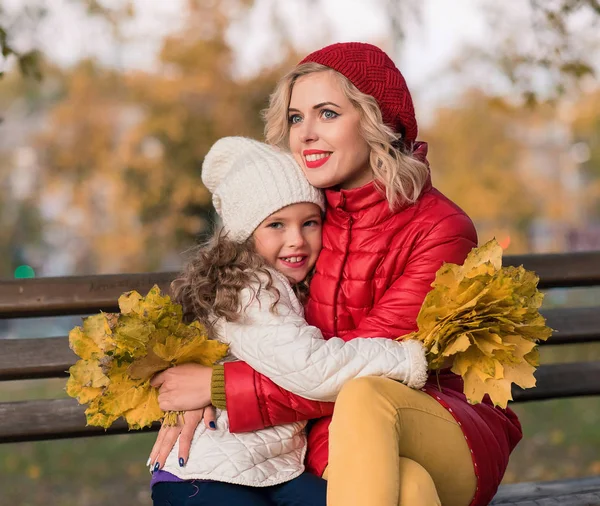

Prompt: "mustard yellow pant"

[323,377,477,506]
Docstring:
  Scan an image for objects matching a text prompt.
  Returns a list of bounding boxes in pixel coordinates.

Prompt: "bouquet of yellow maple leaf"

[66,286,229,430]
[403,239,552,408]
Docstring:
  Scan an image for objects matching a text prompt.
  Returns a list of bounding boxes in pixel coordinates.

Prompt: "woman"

[151,42,523,506]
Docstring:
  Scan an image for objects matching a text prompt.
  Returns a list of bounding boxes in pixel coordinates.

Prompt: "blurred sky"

[3,0,598,120]
[3,0,492,113]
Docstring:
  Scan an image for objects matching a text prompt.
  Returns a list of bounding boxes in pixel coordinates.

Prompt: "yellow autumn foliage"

[403,239,552,408]
[66,286,228,429]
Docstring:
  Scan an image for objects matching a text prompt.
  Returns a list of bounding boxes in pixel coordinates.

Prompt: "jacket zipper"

[332,215,353,335]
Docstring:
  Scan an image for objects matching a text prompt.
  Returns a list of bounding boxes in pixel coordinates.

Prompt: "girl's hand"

[150,363,213,412]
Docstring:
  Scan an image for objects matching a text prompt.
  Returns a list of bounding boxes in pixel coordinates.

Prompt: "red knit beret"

[299,42,418,147]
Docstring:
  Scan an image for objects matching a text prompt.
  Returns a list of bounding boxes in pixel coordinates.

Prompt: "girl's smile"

[253,202,323,284]
[278,255,308,269]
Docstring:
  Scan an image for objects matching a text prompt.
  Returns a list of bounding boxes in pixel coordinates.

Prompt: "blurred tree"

[571,89,600,177]
[0,0,132,80]
[423,90,537,252]
[1,0,598,100]
[3,0,599,274]
[0,2,43,80]
[32,0,298,274]
[33,61,140,274]
[570,88,600,217]
[0,153,44,277]
[454,0,599,104]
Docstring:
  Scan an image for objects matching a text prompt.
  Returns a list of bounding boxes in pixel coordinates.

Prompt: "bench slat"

[0,398,158,443]
[0,337,76,381]
[491,476,600,504]
[512,361,600,402]
[0,361,598,443]
[1,306,597,381]
[542,306,600,345]
[0,272,176,318]
[494,492,600,506]
[504,250,600,288]
[1,251,599,318]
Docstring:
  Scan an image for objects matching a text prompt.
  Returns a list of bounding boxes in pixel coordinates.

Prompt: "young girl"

[150,136,428,506]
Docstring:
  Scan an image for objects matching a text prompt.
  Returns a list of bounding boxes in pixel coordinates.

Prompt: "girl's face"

[253,202,322,284]
[288,71,372,190]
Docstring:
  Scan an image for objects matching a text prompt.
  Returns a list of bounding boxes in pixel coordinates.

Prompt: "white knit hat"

[202,137,325,242]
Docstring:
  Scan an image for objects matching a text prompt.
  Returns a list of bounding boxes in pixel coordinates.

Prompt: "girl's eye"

[267,222,283,229]
[321,109,339,120]
[288,114,302,125]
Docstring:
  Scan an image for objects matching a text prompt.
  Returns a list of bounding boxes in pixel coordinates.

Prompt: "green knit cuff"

[211,365,227,410]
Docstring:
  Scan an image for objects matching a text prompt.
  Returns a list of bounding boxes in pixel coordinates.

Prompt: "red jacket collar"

[325,141,432,218]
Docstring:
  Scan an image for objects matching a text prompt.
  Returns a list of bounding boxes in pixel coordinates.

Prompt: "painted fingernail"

[179,458,185,467]
[153,462,160,472]
[209,421,216,429]
[146,457,152,467]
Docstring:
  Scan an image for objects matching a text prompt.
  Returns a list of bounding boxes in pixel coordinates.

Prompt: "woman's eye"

[321,109,339,120]
[304,220,321,227]
[288,114,302,124]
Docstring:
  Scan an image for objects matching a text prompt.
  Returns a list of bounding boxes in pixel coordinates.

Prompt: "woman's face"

[288,71,372,190]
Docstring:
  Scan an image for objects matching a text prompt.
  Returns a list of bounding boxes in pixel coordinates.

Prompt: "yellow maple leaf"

[405,238,553,408]
[85,397,119,429]
[68,326,101,360]
[463,367,513,407]
[440,333,471,357]
[524,347,540,367]
[175,338,230,367]
[65,359,109,404]
[112,315,156,358]
[471,330,514,357]
[128,345,170,381]
[119,285,183,326]
[118,290,143,315]
[503,359,537,390]
[66,285,229,430]
[123,387,163,430]
[100,363,146,416]
[82,313,116,353]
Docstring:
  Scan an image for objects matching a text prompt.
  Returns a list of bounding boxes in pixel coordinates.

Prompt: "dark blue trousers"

[152,473,327,506]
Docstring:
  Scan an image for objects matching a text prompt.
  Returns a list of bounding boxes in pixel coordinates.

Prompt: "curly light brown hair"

[171,228,312,330]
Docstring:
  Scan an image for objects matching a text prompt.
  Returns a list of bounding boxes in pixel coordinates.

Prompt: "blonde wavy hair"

[171,229,312,331]
[263,62,429,209]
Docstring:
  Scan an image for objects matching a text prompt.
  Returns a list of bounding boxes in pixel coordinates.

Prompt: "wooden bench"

[1,252,600,505]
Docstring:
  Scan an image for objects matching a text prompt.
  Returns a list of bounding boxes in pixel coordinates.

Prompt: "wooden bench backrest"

[1,251,600,443]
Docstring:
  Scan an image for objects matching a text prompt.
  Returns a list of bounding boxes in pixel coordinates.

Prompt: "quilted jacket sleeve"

[225,212,477,433]
[220,273,428,403]
[341,212,477,341]
[224,361,334,433]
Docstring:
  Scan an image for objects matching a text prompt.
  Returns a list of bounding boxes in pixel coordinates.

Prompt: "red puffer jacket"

[223,145,523,506]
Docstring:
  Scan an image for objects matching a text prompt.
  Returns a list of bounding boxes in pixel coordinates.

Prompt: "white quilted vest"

[160,410,307,486]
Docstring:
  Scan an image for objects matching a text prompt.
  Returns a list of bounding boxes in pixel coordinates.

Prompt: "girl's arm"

[219,272,428,403]
[223,212,477,433]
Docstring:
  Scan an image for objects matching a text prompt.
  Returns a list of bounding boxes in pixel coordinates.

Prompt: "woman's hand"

[149,406,217,470]
[150,363,213,412]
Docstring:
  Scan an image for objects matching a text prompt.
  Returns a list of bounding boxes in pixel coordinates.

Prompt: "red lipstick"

[303,150,332,169]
